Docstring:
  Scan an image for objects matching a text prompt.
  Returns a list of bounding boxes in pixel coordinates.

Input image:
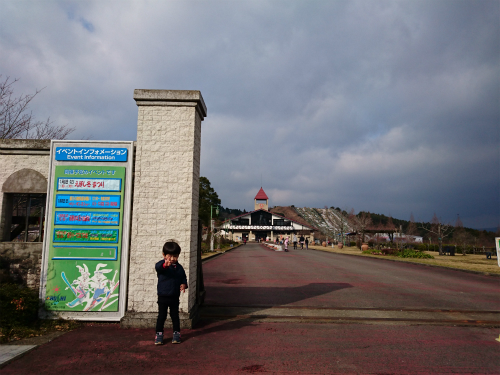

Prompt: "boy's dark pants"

[156,296,180,333]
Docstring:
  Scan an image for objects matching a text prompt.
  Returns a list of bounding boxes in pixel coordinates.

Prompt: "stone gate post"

[121,90,206,328]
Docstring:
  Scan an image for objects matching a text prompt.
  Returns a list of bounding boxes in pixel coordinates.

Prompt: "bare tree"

[348,209,372,247]
[405,212,418,246]
[0,75,74,139]
[323,206,351,245]
[419,213,453,256]
[452,215,472,255]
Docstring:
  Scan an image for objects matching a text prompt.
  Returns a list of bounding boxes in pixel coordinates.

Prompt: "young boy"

[155,241,187,345]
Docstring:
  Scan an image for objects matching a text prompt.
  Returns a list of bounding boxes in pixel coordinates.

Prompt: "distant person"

[155,241,187,345]
[243,237,247,245]
[299,235,305,249]
[284,237,289,252]
[293,234,297,249]
[305,237,309,250]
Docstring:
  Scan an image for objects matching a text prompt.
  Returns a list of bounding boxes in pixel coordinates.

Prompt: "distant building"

[220,187,316,242]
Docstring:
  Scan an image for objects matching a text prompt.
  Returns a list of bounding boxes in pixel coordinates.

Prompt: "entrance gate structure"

[37,89,206,328]
[121,90,206,328]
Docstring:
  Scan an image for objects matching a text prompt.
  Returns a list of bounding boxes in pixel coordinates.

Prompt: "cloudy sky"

[1,0,499,229]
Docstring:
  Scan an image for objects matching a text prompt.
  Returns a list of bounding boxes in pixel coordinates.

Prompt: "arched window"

[2,169,47,242]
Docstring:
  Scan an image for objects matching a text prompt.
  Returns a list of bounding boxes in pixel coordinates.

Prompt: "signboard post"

[496,237,500,268]
[40,141,133,321]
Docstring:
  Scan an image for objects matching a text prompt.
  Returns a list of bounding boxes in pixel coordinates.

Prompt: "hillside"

[269,206,311,227]
[268,206,497,245]
[270,206,353,239]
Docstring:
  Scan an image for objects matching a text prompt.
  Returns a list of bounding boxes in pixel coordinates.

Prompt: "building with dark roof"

[220,187,316,243]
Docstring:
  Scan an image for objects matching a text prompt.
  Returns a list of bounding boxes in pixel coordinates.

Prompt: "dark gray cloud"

[1,0,498,228]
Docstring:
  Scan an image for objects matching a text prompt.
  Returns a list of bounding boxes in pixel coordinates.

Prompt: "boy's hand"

[180,284,187,293]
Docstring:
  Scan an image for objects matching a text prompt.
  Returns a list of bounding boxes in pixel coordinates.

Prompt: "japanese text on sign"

[64,169,116,176]
[53,229,119,243]
[55,195,121,209]
[55,147,128,162]
[55,212,120,226]
[57,178,121,192]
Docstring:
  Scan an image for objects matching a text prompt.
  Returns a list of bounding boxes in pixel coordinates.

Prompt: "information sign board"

[496,237,500,268]
[55,147,128,162]
[40,141,133,321]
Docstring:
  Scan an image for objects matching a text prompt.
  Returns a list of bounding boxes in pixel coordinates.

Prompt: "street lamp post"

[210,205,219,252]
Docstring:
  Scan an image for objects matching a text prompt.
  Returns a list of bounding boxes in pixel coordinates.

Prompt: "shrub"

[0,283,40,329]
[381,248,398,255]
[398,250,434,259]
[362,248,398,256]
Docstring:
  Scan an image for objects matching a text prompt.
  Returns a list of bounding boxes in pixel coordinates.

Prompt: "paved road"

[3,243,499,374]
[2,322,499,374]
[202,244,499,325]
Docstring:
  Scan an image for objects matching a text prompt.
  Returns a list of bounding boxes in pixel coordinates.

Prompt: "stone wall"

[0,242,43,289]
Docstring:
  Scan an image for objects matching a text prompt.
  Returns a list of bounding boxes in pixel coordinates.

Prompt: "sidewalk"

[0,331,66,368]
[0,345,36,368]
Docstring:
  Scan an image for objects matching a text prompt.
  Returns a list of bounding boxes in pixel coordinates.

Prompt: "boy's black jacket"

[155,260,188,297]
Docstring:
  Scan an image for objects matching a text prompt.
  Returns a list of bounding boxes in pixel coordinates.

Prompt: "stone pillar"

[121,90,206,329]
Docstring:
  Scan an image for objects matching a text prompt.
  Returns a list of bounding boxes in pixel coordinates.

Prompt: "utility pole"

[210,205,219,252]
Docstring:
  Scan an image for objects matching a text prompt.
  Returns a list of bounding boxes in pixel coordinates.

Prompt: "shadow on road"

[204,282,353,306]
[186,282,353,341]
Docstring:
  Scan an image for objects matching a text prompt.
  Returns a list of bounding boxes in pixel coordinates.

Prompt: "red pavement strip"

[3,244,500,374]
[2,322,499,374]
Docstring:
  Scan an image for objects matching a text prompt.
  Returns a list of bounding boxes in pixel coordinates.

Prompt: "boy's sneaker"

[155,332,164,345]
[172,331,181,344]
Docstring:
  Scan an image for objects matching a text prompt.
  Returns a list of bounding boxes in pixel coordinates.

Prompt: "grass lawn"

[309,245,500,275]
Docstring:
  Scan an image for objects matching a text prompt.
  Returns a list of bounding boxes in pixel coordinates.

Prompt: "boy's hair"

[163,241,181,256]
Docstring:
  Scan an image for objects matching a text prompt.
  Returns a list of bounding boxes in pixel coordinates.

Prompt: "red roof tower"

[254,187,269,210]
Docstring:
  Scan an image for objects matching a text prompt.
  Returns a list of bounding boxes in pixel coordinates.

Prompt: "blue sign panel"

[55,147,128,162]
[55,212,120,226]
[55,195,121,209]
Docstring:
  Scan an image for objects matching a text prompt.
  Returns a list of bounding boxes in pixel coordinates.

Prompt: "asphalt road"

[3,243,499,374]
[203,244,499,312]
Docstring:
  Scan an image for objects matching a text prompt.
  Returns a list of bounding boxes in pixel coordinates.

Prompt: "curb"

[201,243,243,263]
[308,247,500,277]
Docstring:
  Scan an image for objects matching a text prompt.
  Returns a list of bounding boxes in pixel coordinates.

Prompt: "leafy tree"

[1,75,74,139]
[199,176,221,227]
